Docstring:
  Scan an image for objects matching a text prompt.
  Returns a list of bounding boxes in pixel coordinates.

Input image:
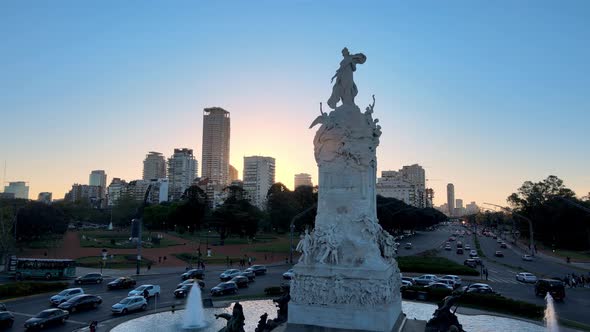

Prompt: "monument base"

[283,313,426,332]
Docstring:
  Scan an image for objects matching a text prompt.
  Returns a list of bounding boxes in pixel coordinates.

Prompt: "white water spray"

[182,283,206,329]
[544,293,559,332]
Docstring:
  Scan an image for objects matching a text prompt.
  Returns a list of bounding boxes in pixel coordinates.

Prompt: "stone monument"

[288,48,402,331]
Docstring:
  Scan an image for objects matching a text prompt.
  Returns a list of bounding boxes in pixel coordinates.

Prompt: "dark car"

[174,284,194,298]
[211,282,238,296]
[535,279,566,301]
[230,276,249,288]
[107,277,137,290]
[456,248,464,255]
[181,269,204,281]
[0,311,14,329]
[464,259,477,268]
[246,265,267,276]
[24,309,69,330]
[240,270,256,281]
[495,251,504,257]
[58,294,102,313]
[75,273,103,285]
[500,243,507,248]
[177,279,205,290]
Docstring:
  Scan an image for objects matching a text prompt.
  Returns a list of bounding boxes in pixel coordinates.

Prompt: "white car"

[282,269,294,280]
[464,244,471,250]
[128,284,160,298]
[516,272,537,283]
[439,275,462,287]
[432,279,455,288]
[49,288,84,306]
[111,296,147,315]
[469,250,477,257]
[400,280,413,289]
[414,274,438,286]
[219,269,242,281]
[522,254,533,261]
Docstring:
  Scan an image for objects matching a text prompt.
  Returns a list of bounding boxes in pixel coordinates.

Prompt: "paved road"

[2,265,291,332]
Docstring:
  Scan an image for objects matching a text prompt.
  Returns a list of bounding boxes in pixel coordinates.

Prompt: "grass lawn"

[248,241,291,254]
[173,253,247,266]
[399,250,479,276]
[552,249,590,262]
[79,230,181,249]
[76,255,154,269]
[170,232,279,246]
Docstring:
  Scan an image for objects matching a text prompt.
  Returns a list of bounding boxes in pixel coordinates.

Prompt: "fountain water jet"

[544,293,559,332]
[182,282,207,330]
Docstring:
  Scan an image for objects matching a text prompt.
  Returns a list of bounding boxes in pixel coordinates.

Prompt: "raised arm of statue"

[327,47,367,109]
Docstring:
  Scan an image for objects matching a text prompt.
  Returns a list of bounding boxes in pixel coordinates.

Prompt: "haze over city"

[1,1,589,206]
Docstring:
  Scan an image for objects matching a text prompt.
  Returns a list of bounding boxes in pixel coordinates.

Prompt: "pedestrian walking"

[163,256,167,262]
[158,256,162,263]
[248,257,252,266]
[143,288,150,301]
[484,268,489,281]
[89,320,98,332]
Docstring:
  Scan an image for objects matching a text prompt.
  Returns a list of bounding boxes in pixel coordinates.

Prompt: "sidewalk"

[508,240,590,272]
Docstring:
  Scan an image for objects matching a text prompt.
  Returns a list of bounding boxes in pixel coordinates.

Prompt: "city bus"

[7,256,76,280]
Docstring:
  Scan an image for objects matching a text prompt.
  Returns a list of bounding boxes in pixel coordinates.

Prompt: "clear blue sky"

[1,0,589,206]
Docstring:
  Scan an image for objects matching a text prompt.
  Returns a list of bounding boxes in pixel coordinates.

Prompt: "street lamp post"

[484,202,535,256]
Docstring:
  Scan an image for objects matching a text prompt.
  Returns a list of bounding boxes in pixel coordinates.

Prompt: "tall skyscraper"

[143,152,167,180]
[229,165,239,182]
[294,173,313,189]
[447,183,455,217]
[201,107,230,186]
[399,164,426,207]
[243,156,275,210]
[168,148,198,200]
[4,181,29,199]
[89,170,107,188]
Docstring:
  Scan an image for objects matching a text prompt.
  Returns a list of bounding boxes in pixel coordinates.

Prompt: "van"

[535,279,565,301]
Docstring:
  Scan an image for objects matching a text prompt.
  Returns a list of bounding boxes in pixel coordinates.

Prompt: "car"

[57,294,102,313]
[500,243,507,248]
[464,244,471,250]
[439,275,462,287]
[497,239,503,243]
[495,251,504,257]
[107,277,137,290]
[400,280,413,290]
[471,256,482,265]
[448,237,456,241]
[111,296,147,315]
[469,250,477,257]
[24,309,69,330]
[283,269,295,280]
[174,284,196,298]
[75,273,103,285]
[462,283,494,294]
[246,265,267,275]
[128,284,161,298]
[50,288,84,306]
[230,276,250,288]
[516,272,538,283]
[219,269,242,281]
[404,243,412,249]
[177,279,205,290]
[425,282,453,290]
[401,277,415,285]
[432,279,456,289]
[0,303,5,311]
[522,254,533,261]
[0,311,14,329]
[464,259,477,268]
[181,269,204,281]
[535,279,566,301]
[456,241,463,248]
[444,244,452,251]
[413,274,438,286]
[211,282,238,296]
[240,270,256,281]
[456,248,464,255]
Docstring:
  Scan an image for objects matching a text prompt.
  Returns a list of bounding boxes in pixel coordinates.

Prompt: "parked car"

[24,309,69,330]
[516,272,538,283]
[522,254,533,261]
[128,285,161,298]
[50,288,84,306]
[211,282,238,296]
[0,303,5,311]
[464,259,477,268]
[456,248,464,255]
[432,279,455,289]
[535,279,566,301]
[400,280,413,290]
[75,273,103,285]
[111,296,147,315]
[462,283,495,294]
[174,284,195,298]
[0,311,14,329]
[230,276,250,288]
[57,294,102,313]
[177,279,205,290]
[181,269,204,281]
[500,243,507,248]
[495,251,504,257]
[246,265,267,275]
[439,275,462,287]
[107,277,137,290]
[283,269,295,280]
[401,277,415,285]
[425,282,453,290]
[240,270,256,281]
[413,274,438,286]
[404,243,413,249]
[219,269,242,281]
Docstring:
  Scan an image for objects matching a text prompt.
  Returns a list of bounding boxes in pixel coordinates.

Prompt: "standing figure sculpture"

[327,47,367,109]
[296,229,314,264]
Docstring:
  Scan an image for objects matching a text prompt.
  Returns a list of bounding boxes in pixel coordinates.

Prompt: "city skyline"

[1,1,589,206]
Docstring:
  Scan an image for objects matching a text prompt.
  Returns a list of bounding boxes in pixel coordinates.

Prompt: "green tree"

[15,202,67,241]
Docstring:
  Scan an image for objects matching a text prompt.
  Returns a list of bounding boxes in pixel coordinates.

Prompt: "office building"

[107,178,128,206]
[143,152,167,180]
[294,173,313,189]
[168,148,197,200]
[37,192,52,204]
[466,202,479,215]
[66,184,103,206]
[376,171,417,206]
[89,170,107,199]
[229,165,239,182]
[447,183,455,217]
[399,164,426,208]
[4,181,29,199]
[243,156,276,210]
[201,107,230,186]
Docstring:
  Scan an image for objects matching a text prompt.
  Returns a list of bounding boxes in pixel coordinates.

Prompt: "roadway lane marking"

[11,312,87,325]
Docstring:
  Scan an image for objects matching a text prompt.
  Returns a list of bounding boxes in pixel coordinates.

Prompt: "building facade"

[201,107,230,186]
[37,192,52,204]
[447,183,455,217]
[399,164,426,208]
[4,181,29,199]
[229,165,239,182]
[107,178,127,206]
[243,156,276,210]
[168,148,197,200]
[66,184,103,206]
[294,173,313,189]
[376,171,417,206]
[143,152,167,180]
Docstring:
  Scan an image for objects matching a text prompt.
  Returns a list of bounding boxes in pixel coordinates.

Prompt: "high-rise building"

[37,192,52,204]
[66,184,102,206]
[107,178,127,206]
[168,148,197,200]
[143,152,167,180]
[466,201,479,215]
[399,164,426,208]
[456,199,463,209]
[243,156,275,210]
[201,107,230,186]
[89,170,107,188]
[294,173,313,189]
[447,183,455,217]
[376,171,417,206]
[4,181,29,199]
[229,165,239,182]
